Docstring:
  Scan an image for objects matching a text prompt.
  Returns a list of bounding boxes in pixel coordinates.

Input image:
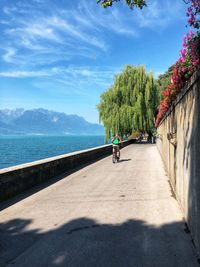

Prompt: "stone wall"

[0,140,133,202]
[157,69,200,255]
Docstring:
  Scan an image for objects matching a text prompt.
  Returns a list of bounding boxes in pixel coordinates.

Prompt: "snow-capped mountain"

[0,108,104,135]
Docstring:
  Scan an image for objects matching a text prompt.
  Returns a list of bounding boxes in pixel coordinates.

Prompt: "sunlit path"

[0,144,198,267]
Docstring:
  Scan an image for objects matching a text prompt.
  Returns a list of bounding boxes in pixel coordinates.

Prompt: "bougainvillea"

[155,1,200,128]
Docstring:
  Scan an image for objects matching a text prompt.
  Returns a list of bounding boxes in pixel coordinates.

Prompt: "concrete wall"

[157,69,200,255]
[0,140,133,202]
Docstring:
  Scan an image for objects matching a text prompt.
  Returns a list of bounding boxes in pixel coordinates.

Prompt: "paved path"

[0,144,198,267]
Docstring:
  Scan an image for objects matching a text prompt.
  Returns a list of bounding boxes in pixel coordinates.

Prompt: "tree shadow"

[0,217,198,267]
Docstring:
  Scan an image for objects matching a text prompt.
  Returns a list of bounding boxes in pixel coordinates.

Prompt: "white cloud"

[135,0,185,29]
[6,23,63,50]
[2,48,16,63]
[3,6,18,15]
[0,65,113,78]
[75,1,138,37]
[1,0,142,66]
[49,16,107,51]
[0,65,119,97]
[0,70,50,78]
[25,24,62,42]
[0,20,11,25]
[2,0,183,68]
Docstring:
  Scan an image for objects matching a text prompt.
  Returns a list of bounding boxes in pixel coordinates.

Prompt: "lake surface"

[0,135,105,169]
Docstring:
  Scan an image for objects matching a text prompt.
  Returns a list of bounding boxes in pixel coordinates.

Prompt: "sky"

[0,0,189,123]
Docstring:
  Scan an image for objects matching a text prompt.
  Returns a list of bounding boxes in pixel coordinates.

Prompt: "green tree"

[97,0,146,9]
[156,66,173,100]
[97,65,159,142]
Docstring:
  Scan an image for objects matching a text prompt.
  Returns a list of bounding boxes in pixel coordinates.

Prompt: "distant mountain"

[0,108,104,135]
[0,108,25,124]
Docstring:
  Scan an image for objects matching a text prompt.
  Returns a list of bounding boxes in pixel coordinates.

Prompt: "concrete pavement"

[0,144,199,267]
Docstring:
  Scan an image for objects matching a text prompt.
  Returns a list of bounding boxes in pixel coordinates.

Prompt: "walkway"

[0,144,198,267]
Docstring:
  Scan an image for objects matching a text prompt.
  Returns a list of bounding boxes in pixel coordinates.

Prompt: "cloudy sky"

[0,0,189,123]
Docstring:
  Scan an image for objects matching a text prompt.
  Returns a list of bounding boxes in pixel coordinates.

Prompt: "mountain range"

[0,108,104,135]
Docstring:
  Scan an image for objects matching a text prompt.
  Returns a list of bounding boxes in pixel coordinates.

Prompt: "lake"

[0,135,105,169]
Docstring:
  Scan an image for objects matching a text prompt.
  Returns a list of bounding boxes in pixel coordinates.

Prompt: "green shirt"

[113,138,119,145]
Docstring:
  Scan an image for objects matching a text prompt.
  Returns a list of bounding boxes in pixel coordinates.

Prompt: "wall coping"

[158,68,200,127]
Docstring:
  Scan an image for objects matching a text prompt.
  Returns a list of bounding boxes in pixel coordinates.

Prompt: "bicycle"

[112,145,120,163]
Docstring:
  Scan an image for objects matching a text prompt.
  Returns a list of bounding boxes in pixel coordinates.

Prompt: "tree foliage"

[156,66,173,100]
[97,0,146,9]
[97,65,159,142]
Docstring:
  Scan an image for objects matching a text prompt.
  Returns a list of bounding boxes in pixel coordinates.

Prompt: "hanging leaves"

[97,0,146,9]
[97,65,159,142]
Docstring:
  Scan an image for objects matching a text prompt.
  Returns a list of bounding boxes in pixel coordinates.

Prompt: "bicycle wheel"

[112,153,117,163]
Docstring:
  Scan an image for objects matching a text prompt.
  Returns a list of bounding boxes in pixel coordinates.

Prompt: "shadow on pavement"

[0,216,198,267]
[118,159,132,163]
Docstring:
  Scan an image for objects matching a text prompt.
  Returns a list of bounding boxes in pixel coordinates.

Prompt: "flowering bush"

[155,1,200,127]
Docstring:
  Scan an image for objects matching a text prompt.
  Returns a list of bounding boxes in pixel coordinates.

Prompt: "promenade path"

[0,144,199,267]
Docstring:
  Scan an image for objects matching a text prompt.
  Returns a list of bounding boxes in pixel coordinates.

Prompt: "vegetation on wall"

[97,65,159,142]
[156,67,173,100]
[155,0,200,127]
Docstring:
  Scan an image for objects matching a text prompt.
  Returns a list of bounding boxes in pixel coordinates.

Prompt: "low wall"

[157,69,200,255]
[0,140,133,202]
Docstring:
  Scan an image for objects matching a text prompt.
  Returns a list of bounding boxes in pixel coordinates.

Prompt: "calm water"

[0,135,105,169]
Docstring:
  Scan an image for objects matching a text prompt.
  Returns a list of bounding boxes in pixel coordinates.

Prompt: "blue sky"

[0,0,189,123]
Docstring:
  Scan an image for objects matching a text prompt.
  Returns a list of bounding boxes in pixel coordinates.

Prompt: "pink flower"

[176,58,183,64]
[180,48,187,59]
[182,41,187,47]
[189,30,194,37]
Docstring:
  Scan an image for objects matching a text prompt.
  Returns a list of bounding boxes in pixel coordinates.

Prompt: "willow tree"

[97,65,159,142]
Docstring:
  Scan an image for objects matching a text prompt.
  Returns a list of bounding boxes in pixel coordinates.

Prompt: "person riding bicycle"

[112,133,122,160]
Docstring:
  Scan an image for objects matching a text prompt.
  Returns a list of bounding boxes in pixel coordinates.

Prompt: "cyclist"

[112,133,122,160]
